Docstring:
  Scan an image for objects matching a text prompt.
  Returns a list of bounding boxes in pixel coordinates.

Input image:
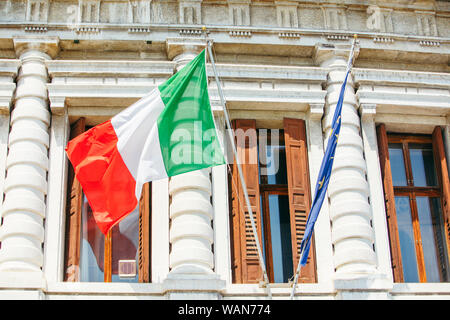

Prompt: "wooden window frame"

[260,185,288,283]
[377,124,450,283]
[229,118,316,284]
[64,117,151,283]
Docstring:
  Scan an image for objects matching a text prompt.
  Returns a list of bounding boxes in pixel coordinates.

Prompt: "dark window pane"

[111,208,139,283]
[394,196,419,282]
[80,196,105,282]
[258,129,287,185]
[409,144,438,187]
[416,197,449,282]
[268,194,293,283]
[388,144,407,186]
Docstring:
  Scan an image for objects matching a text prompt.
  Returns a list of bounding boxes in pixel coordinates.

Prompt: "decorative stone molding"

[278,32,300,39]
[276,1,299,28]
[75,26,100,34]
[24,26,48,33]
[78,0,101,24]
[366,6,394,33]
[373,37,394,44]
[128,0,151,24]
[416,11,438,37]
[179,28,203,36]
[128,27,151,33]
[26,0,49,23]
[327,34,349,41]
[419,40,440,46]
[228,0,250,26]
[322,5,348,30]
[229,30,252,37]
[178,0,202,25]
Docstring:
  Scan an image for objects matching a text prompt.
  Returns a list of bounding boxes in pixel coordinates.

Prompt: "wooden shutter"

[229,119,263,283]
[64,117,86,282]
[432,126,450,267]
[138,182,151,282]
[376,123,404,282]
[284,118,316,283]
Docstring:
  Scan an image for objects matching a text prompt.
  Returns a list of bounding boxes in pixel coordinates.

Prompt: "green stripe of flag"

[157,49,225,177]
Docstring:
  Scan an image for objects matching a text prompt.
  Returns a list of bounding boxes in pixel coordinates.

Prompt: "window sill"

[391,282,450,297]
[46,281,165,297]
[221,283,336,299]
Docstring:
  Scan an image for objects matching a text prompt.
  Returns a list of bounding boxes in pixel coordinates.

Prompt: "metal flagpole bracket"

[205,40,272,300]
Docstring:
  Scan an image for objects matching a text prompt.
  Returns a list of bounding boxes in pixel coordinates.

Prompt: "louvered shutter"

[432,126,450,269]
[64,117,86,282]
[138,183,151,282]
[283,118,316,283]
[376,123,404,282]
[230,119,263,283]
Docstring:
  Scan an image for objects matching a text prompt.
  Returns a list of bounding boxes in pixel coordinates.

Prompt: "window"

[64,118,151,283]
[259,129,292,283]
[377,124,450,283]
[229,118,316,284]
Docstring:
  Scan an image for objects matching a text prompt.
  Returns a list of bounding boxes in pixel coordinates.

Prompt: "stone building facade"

[0,0,449,300]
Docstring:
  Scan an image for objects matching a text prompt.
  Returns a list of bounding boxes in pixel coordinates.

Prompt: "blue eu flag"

[298,70,350,266]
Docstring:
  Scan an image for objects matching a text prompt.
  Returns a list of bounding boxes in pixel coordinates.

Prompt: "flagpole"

[289,34,358,300]
[205,40,272,299]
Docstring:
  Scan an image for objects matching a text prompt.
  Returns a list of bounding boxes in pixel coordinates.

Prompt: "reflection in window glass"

[79,196,139,283]
[388,144,407,186]
[111,209,139,283]
[394,196,419,282]
[409,144,437,187]
[80,196,105,282]
[416,197,449,282]
[268,195,293,283]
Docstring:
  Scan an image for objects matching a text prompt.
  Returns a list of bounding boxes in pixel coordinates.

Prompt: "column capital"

[313,42,360,68]
[359,103,377,121]
[307,103,324,121]
[166,38,207,70]
[13,36,60,59]
[49,96,66,116]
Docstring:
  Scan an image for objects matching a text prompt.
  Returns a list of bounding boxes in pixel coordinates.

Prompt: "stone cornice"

[0,0,448,41]
[46,60,175,78]
[353,67,450,88]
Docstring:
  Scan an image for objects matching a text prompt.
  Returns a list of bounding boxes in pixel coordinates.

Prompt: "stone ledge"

[333,272,393,292]
[0,271,46,291]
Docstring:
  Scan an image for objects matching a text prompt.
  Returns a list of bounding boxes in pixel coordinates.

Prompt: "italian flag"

[66,50,225,235]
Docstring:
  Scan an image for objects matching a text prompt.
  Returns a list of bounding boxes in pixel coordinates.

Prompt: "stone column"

[163,39,224,299]
[0,38,59,286]
[314,44,379,293]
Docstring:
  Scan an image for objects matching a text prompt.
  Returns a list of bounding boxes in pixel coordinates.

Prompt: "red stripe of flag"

[66,120,138,235]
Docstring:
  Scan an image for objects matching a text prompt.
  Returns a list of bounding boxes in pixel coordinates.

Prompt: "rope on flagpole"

[289,34,358,300]
[204,36,272,300]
